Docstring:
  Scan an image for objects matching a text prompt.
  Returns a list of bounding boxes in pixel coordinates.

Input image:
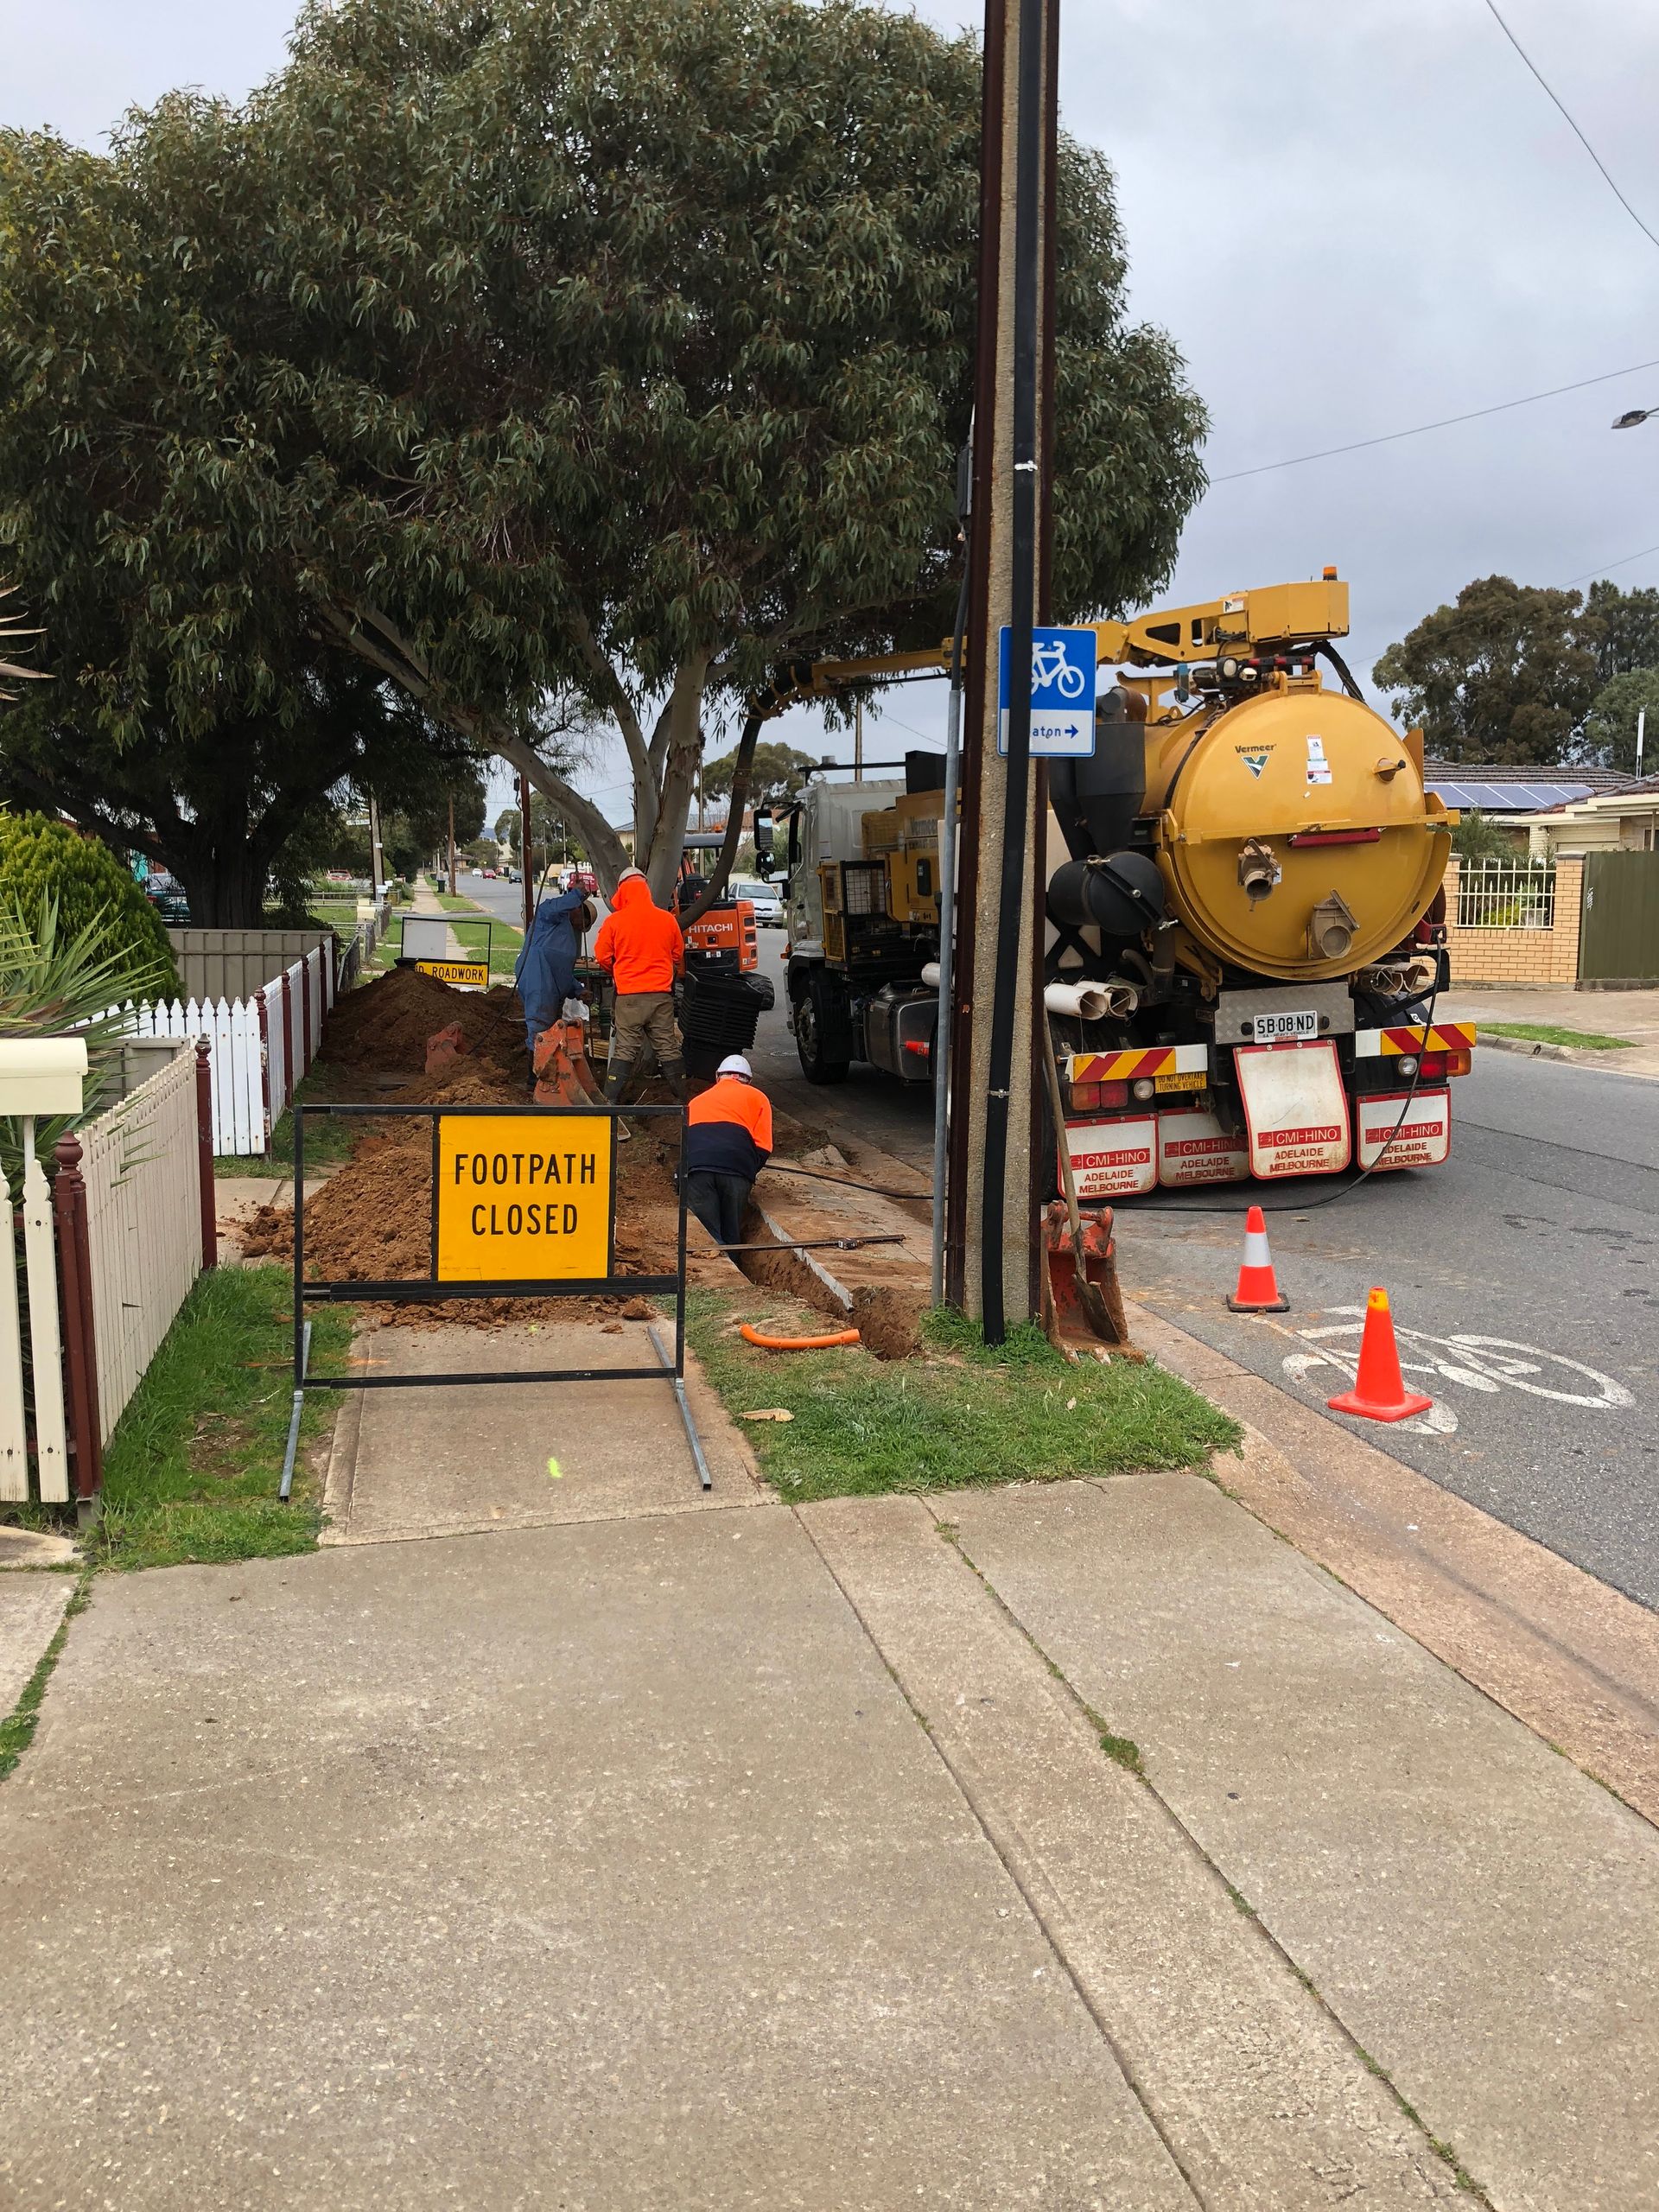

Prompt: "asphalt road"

[742,931,1659,1613]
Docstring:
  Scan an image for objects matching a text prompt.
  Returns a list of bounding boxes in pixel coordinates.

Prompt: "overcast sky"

[9,0,1659,817]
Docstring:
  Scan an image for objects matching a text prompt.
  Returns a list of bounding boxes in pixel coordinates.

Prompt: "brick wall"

[1441,855,1582,986]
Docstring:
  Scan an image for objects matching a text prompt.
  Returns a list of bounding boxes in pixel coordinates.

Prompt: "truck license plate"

[1251,1009,1319,1043]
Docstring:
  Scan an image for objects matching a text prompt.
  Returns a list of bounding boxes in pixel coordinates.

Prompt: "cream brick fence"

[1443,855,1583,986]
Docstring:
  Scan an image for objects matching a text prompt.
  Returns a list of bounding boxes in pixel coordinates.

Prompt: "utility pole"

[944,0,1058,1336]
[855,697,864,783]
[518,773,534,933]
[366,792,386,918]
[447,795,457,896]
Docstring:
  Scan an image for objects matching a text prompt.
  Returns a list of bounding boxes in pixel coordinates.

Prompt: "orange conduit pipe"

[740,1323,861,1351]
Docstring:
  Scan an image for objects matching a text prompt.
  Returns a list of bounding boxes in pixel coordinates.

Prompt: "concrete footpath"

[1,1319,1656,2208]
[1442,982,1659,1075]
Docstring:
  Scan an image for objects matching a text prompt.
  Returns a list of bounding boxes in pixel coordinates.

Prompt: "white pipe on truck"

[1044,980,1111,1022]
[921,961,942,988]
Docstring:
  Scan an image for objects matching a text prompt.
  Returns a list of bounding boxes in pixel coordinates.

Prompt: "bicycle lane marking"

[1278,1306,1636,1436]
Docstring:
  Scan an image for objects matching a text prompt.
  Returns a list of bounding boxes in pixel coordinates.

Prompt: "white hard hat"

[716,1054,753,1080]
[616,865,646,884]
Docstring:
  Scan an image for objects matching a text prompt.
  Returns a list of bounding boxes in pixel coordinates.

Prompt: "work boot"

[661,1058,691,1105]
[602,1055,635,1141]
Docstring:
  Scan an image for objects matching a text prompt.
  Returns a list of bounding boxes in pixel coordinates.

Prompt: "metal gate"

[1579,851,1659,983]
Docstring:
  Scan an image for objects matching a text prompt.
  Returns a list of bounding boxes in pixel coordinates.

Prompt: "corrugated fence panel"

[79,1046,201,1446]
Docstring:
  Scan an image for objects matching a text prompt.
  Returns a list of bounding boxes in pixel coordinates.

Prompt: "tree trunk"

[641,654,710,906]
[165,838,271,930]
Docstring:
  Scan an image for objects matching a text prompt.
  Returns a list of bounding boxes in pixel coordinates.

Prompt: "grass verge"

[684,1289,1240,1502]
[83,1262,354,1571]
[1481,1020,1633,1051]
[448,915,524,976]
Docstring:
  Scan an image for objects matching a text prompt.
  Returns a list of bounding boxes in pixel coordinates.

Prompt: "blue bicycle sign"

[998,626,1098,757]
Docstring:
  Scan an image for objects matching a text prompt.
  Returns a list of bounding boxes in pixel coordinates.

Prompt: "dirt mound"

[322,966,524,1072]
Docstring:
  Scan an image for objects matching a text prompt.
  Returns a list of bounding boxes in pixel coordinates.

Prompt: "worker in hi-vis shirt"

[682,1054,772,1249]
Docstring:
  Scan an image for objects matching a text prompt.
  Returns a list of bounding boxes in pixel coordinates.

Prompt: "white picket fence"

[110,941,334,1156]
[79,1043,202,1446]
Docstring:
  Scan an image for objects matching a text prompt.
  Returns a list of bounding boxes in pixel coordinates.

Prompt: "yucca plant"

[0,578,48,704]
[1,889,175,1177]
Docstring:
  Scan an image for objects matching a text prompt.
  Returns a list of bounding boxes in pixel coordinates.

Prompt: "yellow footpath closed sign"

[416,957,490,990]
[435,1113,614,1281]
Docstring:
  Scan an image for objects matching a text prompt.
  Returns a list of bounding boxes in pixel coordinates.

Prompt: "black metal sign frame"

[284,1101,709,1491]
[397,912,495,977]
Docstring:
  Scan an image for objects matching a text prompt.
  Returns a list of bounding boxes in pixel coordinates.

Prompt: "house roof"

[1422,760,1643,812]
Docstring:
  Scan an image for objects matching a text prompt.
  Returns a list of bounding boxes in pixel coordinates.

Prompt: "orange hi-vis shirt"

[684,1077,773,1182]
[593,876,685,994]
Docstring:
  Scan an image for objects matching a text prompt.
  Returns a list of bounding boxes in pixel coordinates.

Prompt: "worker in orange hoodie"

[592,866,689,1103]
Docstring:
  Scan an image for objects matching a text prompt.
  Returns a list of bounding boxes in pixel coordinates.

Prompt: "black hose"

[980,0,1046,1345]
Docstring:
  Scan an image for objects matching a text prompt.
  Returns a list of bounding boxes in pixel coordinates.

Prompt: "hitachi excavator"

[756,574,1475,1192]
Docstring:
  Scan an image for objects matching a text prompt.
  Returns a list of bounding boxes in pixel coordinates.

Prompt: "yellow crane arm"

[758,578,1351,717]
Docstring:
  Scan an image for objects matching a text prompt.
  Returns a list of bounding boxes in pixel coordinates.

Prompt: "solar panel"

[1426,779,1595,810]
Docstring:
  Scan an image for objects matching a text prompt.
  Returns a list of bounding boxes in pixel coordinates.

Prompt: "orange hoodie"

[593,875,685,994]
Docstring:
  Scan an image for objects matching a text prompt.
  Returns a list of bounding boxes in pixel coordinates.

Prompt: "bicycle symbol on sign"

[1030,639,1087,699]
[1281,1308,1635,1436]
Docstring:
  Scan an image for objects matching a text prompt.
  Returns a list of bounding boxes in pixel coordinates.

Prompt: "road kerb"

[1128,1296,1659,1827]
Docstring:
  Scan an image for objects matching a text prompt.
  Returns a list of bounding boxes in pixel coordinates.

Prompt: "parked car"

[730,876,783,924]
[144,872,190,924]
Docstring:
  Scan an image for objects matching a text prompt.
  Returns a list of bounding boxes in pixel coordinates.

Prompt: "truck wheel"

[796,984,850,1084]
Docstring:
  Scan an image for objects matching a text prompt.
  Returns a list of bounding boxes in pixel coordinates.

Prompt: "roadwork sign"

[416,957,489,990]
[998,625,1098,758]
[435,1112,613,1281]
[284,1101,712,1493]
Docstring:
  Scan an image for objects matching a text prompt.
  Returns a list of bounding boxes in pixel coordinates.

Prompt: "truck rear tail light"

[1070,1079,1128,1111]
[903,1039,931,1058]
[1432,1048,1471,1077]
[1131,1077,1157,1102]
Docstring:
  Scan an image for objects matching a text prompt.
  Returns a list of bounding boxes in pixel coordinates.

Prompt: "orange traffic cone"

[1326,1287,1433,1421]
[1227,1205,1289,1313]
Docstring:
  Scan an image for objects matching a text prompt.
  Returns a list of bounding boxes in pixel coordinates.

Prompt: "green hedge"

[0,813,176,995]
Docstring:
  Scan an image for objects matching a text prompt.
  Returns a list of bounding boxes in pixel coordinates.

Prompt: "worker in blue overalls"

[514,882,594,1077]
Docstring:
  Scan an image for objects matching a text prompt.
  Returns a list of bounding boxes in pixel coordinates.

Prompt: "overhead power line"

[1211,357,1659,484]
[1480,0,1659,257]
[1566,542,1659,588]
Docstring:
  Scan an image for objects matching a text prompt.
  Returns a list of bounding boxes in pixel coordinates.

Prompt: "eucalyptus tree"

[264,0,1207,893]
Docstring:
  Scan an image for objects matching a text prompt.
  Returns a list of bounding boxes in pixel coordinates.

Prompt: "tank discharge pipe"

[1043,980,1110,1022]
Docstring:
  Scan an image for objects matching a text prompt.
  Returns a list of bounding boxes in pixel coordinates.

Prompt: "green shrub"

[0,813,176,995]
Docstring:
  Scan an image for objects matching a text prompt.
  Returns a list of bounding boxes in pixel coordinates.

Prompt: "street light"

[1612,408,1655,429]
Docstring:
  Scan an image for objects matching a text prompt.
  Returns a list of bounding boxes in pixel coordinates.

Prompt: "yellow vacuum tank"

[1149,687,1450,981]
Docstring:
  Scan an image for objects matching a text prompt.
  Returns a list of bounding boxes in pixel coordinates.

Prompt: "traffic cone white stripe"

[1227,1204,1289,1312]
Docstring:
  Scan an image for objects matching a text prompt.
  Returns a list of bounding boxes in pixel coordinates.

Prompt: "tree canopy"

[1372,575,1659,766]
[702,741,821,808]
[0,0,1205,904]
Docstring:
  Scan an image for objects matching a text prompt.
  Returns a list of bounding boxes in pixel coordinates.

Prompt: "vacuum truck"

[766,575,1475,1193]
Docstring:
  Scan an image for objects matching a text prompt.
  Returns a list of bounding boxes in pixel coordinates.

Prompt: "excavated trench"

[725,1198,926,1362]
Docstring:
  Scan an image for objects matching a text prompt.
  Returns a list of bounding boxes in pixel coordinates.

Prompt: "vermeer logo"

[1236,747,1271,778]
